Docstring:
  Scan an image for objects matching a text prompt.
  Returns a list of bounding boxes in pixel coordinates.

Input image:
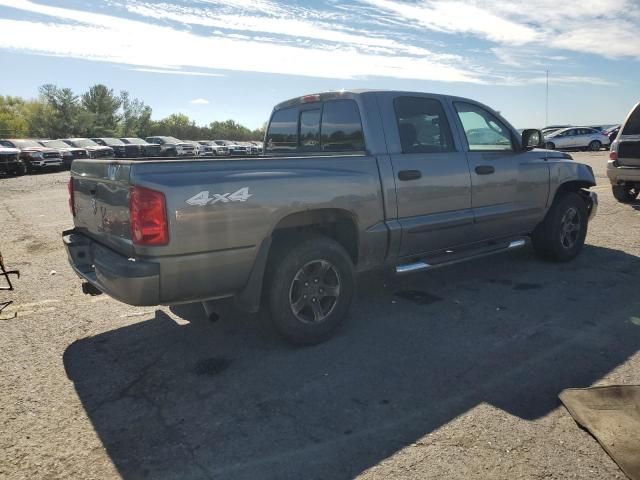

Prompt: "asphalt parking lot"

[1,151,639,480]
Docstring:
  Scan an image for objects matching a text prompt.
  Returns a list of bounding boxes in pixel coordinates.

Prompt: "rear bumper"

[607,160,640,184]
[63,229,160,306]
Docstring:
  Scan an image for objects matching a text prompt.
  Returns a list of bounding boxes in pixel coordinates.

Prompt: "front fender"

[548,160,596,205]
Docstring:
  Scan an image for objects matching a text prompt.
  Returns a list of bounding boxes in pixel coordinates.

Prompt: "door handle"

[398,170,422,181]
[475,165,495,175]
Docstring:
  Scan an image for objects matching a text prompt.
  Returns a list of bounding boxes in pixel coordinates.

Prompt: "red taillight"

[129,186,168,246]
[609,150,618,161]
[68,178,76,217]
[302,94,320,103]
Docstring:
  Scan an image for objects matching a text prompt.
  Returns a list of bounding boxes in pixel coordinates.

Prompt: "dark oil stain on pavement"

[194,357,232,376]
[394,290,443,305]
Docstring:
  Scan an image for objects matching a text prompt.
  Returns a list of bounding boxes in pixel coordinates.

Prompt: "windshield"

[122,138,146,145]
[103,138,125,145]
[13,139,43,148]
[160,136,181,143]
[41,140,70,148]
[70,139,100,147]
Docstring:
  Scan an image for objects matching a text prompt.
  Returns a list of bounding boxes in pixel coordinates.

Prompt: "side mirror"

[522,129,544,150]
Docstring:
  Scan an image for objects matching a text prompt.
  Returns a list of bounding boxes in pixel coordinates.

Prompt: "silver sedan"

[544,127,610,151]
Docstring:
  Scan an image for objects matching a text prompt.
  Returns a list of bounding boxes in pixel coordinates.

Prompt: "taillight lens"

[68,178,76,216]
[129,186,168,246]
[609,141,618,161]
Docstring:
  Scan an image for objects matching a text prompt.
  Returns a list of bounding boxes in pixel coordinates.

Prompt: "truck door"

[452,101,549,240]
[386,95,474,257]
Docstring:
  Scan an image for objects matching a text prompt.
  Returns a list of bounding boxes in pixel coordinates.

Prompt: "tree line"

[0,84,265,141]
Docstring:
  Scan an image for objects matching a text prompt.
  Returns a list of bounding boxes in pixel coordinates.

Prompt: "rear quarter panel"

[129,156,386,302]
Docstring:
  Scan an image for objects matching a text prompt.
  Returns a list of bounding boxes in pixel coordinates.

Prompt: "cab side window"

[394,96,454,153]
[454,102,514,152]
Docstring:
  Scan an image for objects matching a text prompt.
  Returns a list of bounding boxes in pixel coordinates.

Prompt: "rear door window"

[394,97,454,153]
[321,100,364,152]
[622,104,640,135]
[266,107,299,152]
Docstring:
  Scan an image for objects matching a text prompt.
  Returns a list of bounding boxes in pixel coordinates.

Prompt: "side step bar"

[395,238,528,275]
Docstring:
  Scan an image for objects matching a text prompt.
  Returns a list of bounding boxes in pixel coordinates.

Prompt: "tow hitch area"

[82,282,103,296]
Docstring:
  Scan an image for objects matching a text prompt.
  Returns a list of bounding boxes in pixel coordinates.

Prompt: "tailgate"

[71,160,134,256]
[617,135,640,167]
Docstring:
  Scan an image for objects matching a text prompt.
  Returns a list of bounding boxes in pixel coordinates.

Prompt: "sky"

[0,0,639,129]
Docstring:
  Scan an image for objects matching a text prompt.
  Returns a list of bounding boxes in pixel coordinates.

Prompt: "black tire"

[10,162,27,176]
[545,142,555,150]
[531,192,588,262]
[588,140,601,151]
[612,183,639,203]
[267,235,355,345]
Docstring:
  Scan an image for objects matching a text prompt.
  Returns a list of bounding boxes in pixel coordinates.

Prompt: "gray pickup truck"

[63,90,598,344]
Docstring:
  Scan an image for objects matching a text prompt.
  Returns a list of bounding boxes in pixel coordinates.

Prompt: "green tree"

[81,84,122,136]
[0,96,30,137]
[39,84,83,138]
[119,91,153,137]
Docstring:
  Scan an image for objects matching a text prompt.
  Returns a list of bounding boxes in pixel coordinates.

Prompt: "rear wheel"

[612,183,640,203]
[10,162,27,176]
[532,192,588,262]
[545,142,555,150]
[267,235,355,345]
[588,140,602,151]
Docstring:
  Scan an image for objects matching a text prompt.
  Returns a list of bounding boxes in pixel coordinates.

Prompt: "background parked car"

[61,138,114,159]
[212,139,249,156]
[92,138,140,158]
[603,125,621,143]
[0,139,63,172]
[145,136,196,156]
[184,140,211,156]
[120,138,162,157]
[250,141,264,154]
[198,141,229,156]
[39,139,89,169]
[0,145,26,176]
[544,127,610,151]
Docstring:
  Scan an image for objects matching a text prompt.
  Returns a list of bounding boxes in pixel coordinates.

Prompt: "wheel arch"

[234,208,359,313]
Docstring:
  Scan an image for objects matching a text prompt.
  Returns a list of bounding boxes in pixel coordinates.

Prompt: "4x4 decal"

[186,187,252,206]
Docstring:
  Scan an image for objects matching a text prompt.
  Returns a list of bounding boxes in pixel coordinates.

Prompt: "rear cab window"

[265,99,364,154]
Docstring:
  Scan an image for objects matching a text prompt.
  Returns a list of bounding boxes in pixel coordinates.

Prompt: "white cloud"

[359,0,640,59]
[0,1,484,83]
[132,68,224,77]
[0,0,632,87]
[189,98,210,104]
[361,0,540,44]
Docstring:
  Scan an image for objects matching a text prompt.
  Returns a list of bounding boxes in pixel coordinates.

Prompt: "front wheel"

[532,192,588,262]
[588,140,602,151]
[267,235,355,345]
[612,183,639,203]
